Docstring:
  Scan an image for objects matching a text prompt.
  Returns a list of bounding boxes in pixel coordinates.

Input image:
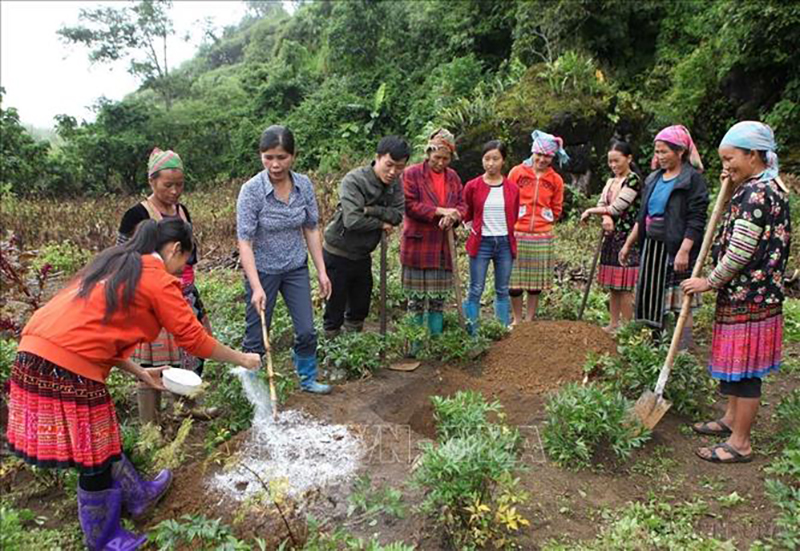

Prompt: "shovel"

[383,231,422,372]
[258,309,279,421]
[632,176,732,430]
[578,230,604,321]
[447,227,466,331]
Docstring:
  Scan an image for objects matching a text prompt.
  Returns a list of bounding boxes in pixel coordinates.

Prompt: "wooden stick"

[379,231,388,363]
[259,309,279,421]
[447,227,466,330]
[578,230,604,321]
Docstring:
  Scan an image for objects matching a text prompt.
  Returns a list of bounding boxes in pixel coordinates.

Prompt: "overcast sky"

[0,1,252,129]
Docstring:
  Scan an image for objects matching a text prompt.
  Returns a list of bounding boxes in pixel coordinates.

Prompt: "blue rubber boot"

[407,313,424,358]
[292,351,332,394]
[463,301,480,336]
[494,297,511,328]
[428,311,444,336]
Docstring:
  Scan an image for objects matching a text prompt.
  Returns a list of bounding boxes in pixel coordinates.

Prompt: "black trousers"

[323,250,373,331]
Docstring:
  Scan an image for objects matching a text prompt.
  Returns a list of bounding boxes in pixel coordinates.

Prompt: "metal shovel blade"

[632,391,672,430]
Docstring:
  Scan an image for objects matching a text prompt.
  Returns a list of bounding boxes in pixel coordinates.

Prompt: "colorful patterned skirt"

[709,301,782,381]
[597,230,639,291]
[6,352,122,474]
[634,237,701,328]
[510,232,554,292]
[402,252,453,300]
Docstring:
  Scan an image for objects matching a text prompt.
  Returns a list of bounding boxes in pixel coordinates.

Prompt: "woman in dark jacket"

[400,128,467,345]
[620,125,709,348]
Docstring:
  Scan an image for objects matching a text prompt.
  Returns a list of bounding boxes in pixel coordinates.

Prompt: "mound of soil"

[482,320,616,395]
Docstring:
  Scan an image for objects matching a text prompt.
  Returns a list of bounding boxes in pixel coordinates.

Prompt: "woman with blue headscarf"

[682,121,791,464]
[507,130,568,323]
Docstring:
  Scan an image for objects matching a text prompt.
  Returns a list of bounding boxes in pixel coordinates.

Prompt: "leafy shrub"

[413,392,528,549]
[318,331,387,380]
[542,383,650,470]
[773,388,800,448]
[303,516,416,550]
[31,240,91,276]
[347,474,406,520]
[589,323,715,417]
[0,338,17,384]
[150,514,250,550]
[784,299,800,344]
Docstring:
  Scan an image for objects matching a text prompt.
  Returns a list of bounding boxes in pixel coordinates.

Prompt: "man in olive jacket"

[322,136,410,337]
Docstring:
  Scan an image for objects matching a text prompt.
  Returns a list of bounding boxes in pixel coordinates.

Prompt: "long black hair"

[77,218,194,322]
[609,139,643,180]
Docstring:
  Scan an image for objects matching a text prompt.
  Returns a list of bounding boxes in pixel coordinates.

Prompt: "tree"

[58,0,176,109]
[0,88,51,195]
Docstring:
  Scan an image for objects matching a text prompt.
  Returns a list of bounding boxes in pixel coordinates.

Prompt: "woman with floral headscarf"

[507,130,568,324]
[117,148,214,423]
[400,128,467,350]
[681,122,790,464]
[620,125,709,348]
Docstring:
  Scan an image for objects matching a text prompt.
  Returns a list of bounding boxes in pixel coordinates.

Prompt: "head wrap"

[719,121,780,182]
[425,128,458,159]
[148,147,184,178]
[524,130,570,167]
[651,125,703,172]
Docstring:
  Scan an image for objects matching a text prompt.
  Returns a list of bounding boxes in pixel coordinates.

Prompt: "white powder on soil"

[209,368,363,500]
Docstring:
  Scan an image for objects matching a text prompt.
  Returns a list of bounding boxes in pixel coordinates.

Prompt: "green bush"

[590,323,715,418]
[784,299,800,344]
[542,383,650,470]
[413,392,528,549]
[0,338,17,383]
[318,331,387,379]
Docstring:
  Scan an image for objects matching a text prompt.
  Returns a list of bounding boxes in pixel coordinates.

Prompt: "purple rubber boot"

[111,455,173,519]
[77,487,147,551]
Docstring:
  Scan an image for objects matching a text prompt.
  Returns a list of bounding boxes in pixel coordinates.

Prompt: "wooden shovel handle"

[447,228,466,330]
[655,178,731,395]
[578,230,604,321]
[258,309,279,419]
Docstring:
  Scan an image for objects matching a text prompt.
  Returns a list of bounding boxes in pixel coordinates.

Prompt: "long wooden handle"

[448,228,466,330]
[578,230,604,321]
[654,178,731,396]
[259,309,279,420]
[379,232,388,362]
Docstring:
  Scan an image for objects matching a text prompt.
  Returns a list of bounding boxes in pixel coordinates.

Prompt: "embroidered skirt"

[709,301,782,381]
[6,352,122,474]
[510,232,554,292]
[597,230,639,291]
[634,237,700,328]
[402,251,452,299]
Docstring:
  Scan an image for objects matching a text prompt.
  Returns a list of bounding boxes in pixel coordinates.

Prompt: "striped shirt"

[482,186,508,236]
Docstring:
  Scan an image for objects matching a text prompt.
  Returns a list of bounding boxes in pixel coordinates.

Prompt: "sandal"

[695,442,752,464]
[692,419,732,437]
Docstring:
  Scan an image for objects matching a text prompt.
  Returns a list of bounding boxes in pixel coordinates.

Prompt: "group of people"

[3,118,791,550]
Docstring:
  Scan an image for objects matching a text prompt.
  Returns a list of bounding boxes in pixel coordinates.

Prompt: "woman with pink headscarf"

[619,125,709,348]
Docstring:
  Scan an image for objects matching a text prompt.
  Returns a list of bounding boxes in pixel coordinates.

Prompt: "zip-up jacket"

[508,164,564,234]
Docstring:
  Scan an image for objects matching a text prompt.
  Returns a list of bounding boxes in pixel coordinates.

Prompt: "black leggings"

[508,289,540,297]
[79,465,113,492]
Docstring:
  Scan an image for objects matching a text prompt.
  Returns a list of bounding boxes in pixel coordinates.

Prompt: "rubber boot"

[343,320,364,333]
[407,313,424,358]
[111,454,172,519]
[428,311,444,336]
[292,351,332,394]
[494,297,511,328]
[78,487,147,551]
[463,301,480,336]
[137,387,160,425]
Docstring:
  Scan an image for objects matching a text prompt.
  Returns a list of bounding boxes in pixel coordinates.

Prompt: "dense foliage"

[2,0,799,197]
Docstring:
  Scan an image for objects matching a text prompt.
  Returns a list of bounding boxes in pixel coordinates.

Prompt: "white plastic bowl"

[162,368,203,397]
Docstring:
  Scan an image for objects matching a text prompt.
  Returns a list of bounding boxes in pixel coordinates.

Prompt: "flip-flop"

[692,419,732,437]
[695,442,752,464]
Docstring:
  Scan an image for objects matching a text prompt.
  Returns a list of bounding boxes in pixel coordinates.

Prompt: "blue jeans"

[243,265,317,357]
[467,236,513,304]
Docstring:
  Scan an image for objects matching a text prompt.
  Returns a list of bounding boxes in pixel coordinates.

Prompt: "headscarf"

[719,121,780,182]
[148,147,184,178]
[651,125,703,172]
[524,130,570,167]
[425,128,458,159]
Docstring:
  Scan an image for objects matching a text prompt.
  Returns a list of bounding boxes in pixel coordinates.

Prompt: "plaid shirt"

[400,161,466,270]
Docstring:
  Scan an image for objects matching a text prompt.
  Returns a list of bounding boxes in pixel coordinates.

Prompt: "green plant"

[318,331,387,380]
[589,323,715,417]
[301,516,415,550]
[542,383,651,470]
[150,514,250,550]
[784,299,800,343]
[414,393,528,549]
[30,240,91,275]
[0,338,17,384]
[346,475,406,523]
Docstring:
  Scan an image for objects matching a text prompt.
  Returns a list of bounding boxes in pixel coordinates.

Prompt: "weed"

[784,299,800,343]
[153,417,194,471]
[0,504,82,550]
[150,514,250,550]
[716,491,747,508]
[346,475,406,524]
[30,240,91,276]
[318,331,387,380]
[542,383,651,470]
[301,515,415,550]
[0,337,17,384]
[630,445,678,479]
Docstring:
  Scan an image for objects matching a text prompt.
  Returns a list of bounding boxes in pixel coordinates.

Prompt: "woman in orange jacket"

[6,219,261,551]
[507,130,568,324]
